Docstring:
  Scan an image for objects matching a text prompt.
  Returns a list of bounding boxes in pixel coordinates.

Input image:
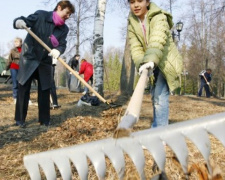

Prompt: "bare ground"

[0,84,225,179]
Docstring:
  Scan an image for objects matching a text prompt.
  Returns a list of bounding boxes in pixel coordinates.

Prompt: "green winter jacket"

[128,2,183,92]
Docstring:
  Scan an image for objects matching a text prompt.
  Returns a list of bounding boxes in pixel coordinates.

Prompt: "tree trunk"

[92,0,107,96]
[120,33,135,96]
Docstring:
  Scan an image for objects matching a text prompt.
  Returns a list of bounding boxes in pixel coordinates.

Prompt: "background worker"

[1,37,33,105]
[68,54,80,91]
[198,69,212,98]
[79,59,93,95]
[1,38,22,104]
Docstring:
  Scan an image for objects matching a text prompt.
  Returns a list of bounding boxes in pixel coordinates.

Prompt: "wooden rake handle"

[25,27,108,104]
[202,74,213,92]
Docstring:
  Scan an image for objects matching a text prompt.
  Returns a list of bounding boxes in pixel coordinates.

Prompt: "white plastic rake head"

[24,112,225,179]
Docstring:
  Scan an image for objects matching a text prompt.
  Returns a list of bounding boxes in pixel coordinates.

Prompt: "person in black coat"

[68,54,80,90]
[13,1,75,127]
[198,69,212,98]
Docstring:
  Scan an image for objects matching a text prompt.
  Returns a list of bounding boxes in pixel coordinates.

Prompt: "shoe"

[20,123,26,128]
[13,121,21,126]
[50,104,61,109]
[14,99,17,104]
[40,122,51,126]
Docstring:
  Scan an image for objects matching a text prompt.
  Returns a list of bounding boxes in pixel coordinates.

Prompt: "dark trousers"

[15,70,50,125]
[198,83,211,97]
[50,66,58,105]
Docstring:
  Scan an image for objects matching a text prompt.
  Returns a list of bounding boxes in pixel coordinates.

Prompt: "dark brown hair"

[127,0,150,10]
[54,0,75,14]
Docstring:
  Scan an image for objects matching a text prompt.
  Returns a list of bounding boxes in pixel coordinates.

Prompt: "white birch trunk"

[92,0,107,96]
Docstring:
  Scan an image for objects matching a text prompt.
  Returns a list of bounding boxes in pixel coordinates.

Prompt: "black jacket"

[200,72,212,84]
[13,10,69,90]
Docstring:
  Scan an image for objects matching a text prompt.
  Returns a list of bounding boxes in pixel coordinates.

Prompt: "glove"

[139,62,154,75]
[52,58,57,66]
[49,49,60,59]
[15,19,27,29]
[207,82,210,85]
[1,70,6,76]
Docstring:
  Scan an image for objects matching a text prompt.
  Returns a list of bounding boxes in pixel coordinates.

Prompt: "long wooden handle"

[117,69,149,129]
[25,27,108,104]
[202,74,213,92]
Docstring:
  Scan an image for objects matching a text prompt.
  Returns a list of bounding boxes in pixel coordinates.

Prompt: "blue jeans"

[84,76,93,93]
[198,83,210,97]
[151,71,170,128]
[10,69,19,99]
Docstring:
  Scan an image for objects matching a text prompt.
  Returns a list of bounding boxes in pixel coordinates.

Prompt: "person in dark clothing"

[71,54,80,70]
[68,54,80,90]
[13,1,75,128]
[198,69,212,98]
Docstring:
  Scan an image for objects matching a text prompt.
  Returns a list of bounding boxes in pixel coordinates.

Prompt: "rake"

[23,112,225,179]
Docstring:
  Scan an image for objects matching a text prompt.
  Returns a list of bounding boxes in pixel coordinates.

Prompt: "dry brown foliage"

[0,84,225,179]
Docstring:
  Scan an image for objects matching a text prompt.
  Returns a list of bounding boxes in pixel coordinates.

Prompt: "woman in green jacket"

[127,0,183,128]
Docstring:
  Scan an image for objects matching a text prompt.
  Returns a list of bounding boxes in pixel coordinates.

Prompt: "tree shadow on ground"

[0,91,131,149]
[186,95,225,107]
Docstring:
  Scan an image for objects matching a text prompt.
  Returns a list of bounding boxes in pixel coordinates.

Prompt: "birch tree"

[92,0,107,96]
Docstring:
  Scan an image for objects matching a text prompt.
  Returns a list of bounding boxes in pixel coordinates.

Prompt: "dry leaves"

[0,86,225,179]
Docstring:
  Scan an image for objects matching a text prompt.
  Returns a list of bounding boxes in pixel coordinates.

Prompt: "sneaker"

[20,123,26,128]
[40,122,52,126]
[14,99,17,104]
[50,104,61,109]
[13,121,21,126]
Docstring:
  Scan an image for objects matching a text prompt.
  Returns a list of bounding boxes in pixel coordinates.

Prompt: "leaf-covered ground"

[0,84,225,179]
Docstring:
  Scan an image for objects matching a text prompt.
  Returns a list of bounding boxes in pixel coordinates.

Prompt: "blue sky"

[0,1,46,54]
[0,0,184,57]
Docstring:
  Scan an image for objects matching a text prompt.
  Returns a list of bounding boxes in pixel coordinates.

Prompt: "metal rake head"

[23,112,225,179]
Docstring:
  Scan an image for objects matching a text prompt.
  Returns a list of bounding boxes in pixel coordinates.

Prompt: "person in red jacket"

[79,59,93,94]
[1,38,22,104]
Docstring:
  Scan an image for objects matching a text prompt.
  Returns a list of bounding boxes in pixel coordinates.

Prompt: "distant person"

[127,0,183,128]
[13,0,75,128]
[198,69,212,98]
[71,54,80,71]
[1,38,22,104]
[50,58,61,109]
[1,38,33,105]
[79,59,93,95]
[68,54,80,91]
